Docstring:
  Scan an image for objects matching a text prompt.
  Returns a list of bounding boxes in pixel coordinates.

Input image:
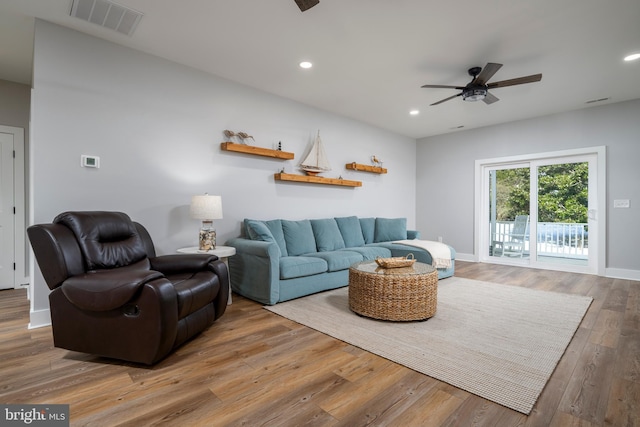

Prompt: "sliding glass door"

[477,149,603,275]
[487,165,530,260]
[534,160,590,268]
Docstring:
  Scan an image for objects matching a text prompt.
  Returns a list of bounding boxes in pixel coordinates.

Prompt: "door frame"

[0,125,26,288]
[474,146,606,275]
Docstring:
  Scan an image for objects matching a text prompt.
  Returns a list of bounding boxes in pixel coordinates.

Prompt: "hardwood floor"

[1,262,638,426]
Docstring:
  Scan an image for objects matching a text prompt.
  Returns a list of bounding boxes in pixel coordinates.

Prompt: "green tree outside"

[493,162,588,223]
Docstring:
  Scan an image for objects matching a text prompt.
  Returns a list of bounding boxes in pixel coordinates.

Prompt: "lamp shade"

[190,194,223,220]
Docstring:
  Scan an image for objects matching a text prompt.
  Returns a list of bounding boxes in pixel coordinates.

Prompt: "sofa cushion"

[245,219,288,256]
[265,220,289,257]
[246,220,275,242]
[305,250,363,272]
[311,218,346,252]
[359,217,376,244]
[282,220,317,256]
[335,216,365,247]
[342,246,391,261]
[280,256,327,279]
[374,217,407,242]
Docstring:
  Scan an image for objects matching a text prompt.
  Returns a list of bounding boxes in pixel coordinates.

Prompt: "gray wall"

[0,79,30,134]
[29,21,416,322]
[0,79,30,281]
[416,99,640,273]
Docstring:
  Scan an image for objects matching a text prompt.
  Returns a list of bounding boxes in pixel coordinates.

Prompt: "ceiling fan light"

[462,88,487,102]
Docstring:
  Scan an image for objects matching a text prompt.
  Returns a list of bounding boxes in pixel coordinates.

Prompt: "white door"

[0,131,15,289]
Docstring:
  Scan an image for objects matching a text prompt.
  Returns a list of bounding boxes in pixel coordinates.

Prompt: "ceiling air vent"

[70,0,143,36]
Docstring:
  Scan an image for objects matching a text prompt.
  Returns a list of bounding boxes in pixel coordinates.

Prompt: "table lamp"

[190,194,223,251]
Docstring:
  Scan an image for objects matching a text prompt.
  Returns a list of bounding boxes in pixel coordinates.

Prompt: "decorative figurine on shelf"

[223,130,255,144]
[371,155,383,168]
[278,141,282,151]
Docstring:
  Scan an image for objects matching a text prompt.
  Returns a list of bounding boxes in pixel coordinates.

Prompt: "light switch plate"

[613,199,630,208]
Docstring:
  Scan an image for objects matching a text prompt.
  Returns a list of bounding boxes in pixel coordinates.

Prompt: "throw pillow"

[245,220,275,242]
[244,219,288,256]
[374,217,407,242]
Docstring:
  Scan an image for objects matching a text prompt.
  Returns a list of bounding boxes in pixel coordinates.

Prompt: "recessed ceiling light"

[624,53,640,61]
[409,110,420,116]
[299,61,313,69]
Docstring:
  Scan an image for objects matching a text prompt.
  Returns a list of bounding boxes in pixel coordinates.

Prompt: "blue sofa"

[226,216,455,305]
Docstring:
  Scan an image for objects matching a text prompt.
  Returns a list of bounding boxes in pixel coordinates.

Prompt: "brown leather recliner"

[27,211,229,365]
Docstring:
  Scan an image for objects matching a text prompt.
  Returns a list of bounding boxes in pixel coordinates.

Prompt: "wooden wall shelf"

[274,173,362,188]
[220,142,294,160]
[345,162,387,174]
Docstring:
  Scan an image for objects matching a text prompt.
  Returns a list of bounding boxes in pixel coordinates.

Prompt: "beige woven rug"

[265,277,592,414]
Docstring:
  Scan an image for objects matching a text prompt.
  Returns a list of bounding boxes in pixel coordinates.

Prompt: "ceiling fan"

[295,0,319,12]
[421,63,542,106]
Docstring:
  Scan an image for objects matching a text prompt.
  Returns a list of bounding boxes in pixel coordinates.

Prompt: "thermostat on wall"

[81,155,100,168]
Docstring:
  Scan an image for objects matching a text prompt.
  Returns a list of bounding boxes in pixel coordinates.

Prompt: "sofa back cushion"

[244,219,288,256]
[359,217,376,244]
[335,216,365,247]
[282,220,317,256]
[374,217,407,242]
[310,218,345,252]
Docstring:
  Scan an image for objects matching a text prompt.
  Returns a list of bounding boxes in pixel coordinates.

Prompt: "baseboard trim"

[605,268,640,281]
[29,308,51,329]
[456,256,639,281]
[455,253,475,262]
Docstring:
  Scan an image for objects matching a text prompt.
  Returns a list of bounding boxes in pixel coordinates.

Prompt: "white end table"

[177,245,236,305]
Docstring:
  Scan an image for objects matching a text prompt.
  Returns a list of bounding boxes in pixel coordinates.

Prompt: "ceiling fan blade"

[488,73,542,89]
[483,92,500,105]
[430,93,462,106]
[472,63,503,85]
[421,84,466,90]
[295,0,319,11]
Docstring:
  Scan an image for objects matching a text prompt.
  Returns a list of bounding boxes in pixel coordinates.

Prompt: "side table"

[177,245,236,305]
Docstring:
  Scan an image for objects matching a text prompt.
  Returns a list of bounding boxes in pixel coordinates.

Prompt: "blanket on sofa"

[393,239,452,269]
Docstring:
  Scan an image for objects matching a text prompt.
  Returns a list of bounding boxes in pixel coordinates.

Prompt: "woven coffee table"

[348,261,438,321]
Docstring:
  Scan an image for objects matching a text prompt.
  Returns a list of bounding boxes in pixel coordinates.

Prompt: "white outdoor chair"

[502,215,530,257]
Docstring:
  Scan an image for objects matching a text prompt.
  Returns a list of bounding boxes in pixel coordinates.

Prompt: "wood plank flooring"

[1,262,639,426]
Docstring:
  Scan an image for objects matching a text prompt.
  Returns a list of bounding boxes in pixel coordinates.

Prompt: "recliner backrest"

[55,211,148,270]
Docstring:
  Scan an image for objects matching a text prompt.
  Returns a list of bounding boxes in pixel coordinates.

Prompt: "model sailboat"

[300,131,331,176]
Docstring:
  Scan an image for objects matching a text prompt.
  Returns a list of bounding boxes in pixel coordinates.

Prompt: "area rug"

[265,277,592,414]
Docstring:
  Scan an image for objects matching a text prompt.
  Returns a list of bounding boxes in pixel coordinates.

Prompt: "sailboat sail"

[300,131,331,174]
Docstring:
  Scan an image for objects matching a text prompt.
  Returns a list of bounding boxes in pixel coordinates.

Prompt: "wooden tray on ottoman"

[348,261,438,321]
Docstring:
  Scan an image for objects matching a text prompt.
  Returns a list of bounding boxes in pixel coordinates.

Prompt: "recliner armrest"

[61,269,164,311]
[149,254,218,275]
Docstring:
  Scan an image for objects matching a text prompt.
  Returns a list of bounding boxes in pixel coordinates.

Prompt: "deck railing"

[492,221,588,259]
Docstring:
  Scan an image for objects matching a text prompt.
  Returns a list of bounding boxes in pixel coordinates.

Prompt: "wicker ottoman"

[348,261,438,321]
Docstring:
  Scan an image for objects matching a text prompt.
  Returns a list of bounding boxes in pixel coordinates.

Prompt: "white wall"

[29,20,416,324]
[416,99,640,274]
